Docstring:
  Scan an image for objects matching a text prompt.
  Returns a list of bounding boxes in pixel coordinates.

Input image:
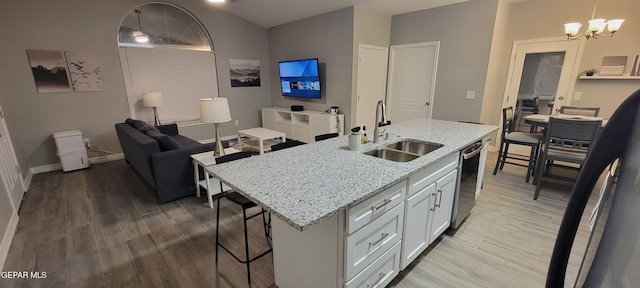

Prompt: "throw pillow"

[147,131,182,151]
[125,118,160,134]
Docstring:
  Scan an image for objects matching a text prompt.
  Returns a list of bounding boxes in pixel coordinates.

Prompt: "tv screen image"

[278,58,320,98]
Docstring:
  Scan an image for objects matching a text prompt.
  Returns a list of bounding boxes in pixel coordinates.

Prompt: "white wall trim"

[30,153,125,174]
[23,170,34,192]
[0,211,19,272]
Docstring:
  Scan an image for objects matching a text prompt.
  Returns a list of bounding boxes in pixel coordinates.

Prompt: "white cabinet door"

[401,183,434,269]
[262,108,276,130]
[276,122,293,139]
[429,169,457,244]
[293,124,311,143]
[309,115,329,141]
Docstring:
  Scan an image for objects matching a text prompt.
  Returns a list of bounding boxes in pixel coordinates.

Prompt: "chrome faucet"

[373,100,388,143]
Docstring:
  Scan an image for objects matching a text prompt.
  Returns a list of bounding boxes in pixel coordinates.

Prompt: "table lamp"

[143,92,164,126]
[200,97,232,156]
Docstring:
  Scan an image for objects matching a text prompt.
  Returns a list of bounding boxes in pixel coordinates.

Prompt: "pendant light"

[133,9,149,43]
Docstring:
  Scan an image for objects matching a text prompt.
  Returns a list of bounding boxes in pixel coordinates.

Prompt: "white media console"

[261,107,344,143]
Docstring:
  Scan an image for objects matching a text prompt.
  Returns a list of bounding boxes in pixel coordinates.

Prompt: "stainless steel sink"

[364,139,443,162]
[363,148,420,162]
[384,140,443,156]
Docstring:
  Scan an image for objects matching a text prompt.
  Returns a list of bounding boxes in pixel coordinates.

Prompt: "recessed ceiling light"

[208,0,225,3]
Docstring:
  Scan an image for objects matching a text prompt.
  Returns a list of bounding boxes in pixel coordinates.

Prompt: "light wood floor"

[1,152,599,287]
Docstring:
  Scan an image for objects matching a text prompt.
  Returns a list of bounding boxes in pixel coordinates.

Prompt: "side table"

[191,148,239,208]
[237,127,286,155]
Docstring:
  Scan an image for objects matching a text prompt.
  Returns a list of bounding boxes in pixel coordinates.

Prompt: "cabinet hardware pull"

[366,272,387,288]
[430,192,436,211]
[369,232,389,247]
[371,198,391,211]
[436,189,443,208]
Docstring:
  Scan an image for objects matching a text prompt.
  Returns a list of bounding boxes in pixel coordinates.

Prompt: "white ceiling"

[209,0,470,28]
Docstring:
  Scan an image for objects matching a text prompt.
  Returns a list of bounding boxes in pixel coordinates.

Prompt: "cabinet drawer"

[345,203,404,281]
[408,153,458,197]
[345,242,401,288]
[347,181,405,234]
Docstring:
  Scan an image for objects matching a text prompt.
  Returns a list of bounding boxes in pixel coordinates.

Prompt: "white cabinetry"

[345,181,405,282]
[262,107,344,143]
[271,154,461,287]
[429,170,456,241]
[476,139,489,198]
[401,153,458,269]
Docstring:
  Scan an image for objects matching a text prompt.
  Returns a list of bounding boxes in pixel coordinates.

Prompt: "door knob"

[425,102,430,106]
[558,96,565,100]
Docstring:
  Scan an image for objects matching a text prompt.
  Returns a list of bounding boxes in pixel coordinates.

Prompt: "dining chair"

[314,133,339,141]
[559,106,600,117]
[214,151,272,287]
[533,117,602,200]
[516,96,540,132]
[271,140,305,151]
[493,106,543,183]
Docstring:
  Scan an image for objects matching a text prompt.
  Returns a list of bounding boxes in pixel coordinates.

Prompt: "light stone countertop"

[206,119,498,231]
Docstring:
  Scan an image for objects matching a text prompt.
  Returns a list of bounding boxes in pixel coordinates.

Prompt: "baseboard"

[23,169,33,191]
[0,211,19,272]
[30,153,125,174]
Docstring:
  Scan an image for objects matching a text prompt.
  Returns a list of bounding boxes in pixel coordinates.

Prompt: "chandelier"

[564,0,624,40]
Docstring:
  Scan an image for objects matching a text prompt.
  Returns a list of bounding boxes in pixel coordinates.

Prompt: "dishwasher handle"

[462,143,483,159]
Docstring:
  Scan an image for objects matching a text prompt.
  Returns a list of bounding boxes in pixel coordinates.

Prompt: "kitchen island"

[206,119,498,287]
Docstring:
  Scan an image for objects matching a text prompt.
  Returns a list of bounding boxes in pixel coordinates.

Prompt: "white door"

[503,38,584,116]
[355,45,388,130]
[387,42,439,123]
[0,106,25,211]
[500,37,584,153]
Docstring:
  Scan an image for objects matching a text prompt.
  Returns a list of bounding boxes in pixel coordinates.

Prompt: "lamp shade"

[564,23,582,36]
[588,18,607,33]
[607,19,625,32]
[142,92,164,107]
[200,97,231,123]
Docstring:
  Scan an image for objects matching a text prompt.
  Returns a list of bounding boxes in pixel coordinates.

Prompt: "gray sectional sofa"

[115,119,217,203]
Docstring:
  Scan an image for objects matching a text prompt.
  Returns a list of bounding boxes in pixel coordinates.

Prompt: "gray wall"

[0,0,271,172]
[268,7,355,128]
[390,0,499,123]
[350,6,392,129]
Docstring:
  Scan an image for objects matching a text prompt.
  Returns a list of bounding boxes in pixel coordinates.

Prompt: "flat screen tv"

[278,58,320,99]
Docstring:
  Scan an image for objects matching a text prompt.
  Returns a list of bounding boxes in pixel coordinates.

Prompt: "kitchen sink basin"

[363,148,420,162]
[384,140,443,156]
[364,139,443,162]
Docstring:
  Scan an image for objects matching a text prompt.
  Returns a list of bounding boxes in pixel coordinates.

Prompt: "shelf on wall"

[579,76,640,80]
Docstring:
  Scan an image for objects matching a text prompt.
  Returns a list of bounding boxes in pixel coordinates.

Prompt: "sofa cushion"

[126,118,160,134]
[171,135,202,148]
[147,131,182,151]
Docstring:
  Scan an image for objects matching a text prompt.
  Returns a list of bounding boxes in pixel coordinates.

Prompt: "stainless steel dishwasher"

[450,141,484,229]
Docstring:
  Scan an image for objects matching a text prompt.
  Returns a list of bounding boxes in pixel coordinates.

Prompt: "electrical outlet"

[466,90,476,99]
[235,120,239,126]
[83,138,91,148]
[574,91,582,100]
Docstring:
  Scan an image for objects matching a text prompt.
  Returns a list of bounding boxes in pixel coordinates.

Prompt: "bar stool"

[214,151,272,287]
[493,107,543,183]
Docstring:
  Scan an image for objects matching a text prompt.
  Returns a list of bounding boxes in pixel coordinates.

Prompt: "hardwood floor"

[1,152,600,288]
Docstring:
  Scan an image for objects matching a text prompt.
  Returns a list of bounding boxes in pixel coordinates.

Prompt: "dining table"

[524,114,607,131]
